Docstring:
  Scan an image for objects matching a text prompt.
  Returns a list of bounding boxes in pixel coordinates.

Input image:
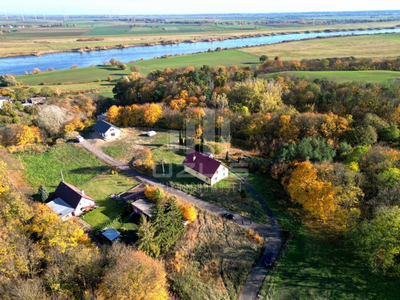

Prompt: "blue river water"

[1,28,400,75]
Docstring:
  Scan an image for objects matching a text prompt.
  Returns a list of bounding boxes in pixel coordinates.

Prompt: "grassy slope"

[266,70,400,83]
[18,144,109,192]
[167,210,262,300]
[240,34,400,60]
[16,50,259,88]
[246,174,400,300]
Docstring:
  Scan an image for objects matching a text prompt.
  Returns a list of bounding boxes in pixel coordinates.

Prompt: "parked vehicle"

[264,252,275,268]
[222,213,235,220]
[76,135,84,143]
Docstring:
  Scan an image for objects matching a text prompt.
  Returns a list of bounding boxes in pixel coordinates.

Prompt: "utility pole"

[34,9,37,20]
[20,10,25,21]
[60,170,64,182]
[4,9,8,20]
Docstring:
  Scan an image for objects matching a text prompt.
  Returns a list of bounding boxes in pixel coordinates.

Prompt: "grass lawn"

[102,128,269,224]
[246,174,400,300]
[16,50,259,87]
[167,210,263,299]
[17,143,109,192]
[240,33,400,60]
[79,172,139,231]
[267,70,400,83]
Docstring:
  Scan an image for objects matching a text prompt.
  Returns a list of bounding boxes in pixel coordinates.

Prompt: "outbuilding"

[93,120,121,139]
[147,131,157,137]
[102,228,121,244]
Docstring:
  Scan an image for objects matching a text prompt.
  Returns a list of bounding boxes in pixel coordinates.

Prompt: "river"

[1,28,400,75]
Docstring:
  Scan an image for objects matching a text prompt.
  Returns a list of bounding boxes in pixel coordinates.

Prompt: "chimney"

[193,155,196,162]
[81,190,85,196]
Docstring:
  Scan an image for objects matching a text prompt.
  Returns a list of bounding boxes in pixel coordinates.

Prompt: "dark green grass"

[17,144,109,192]
[266,70,400,83]
[79,172,138,229]
[246,174,400,299]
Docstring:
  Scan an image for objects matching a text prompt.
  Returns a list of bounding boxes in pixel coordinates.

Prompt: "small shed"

[132,199,155,219]
[147,131,156,137]
[102,228,121,243]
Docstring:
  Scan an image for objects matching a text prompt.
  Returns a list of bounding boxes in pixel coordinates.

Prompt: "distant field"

[17,50,260,86]
[2,19,400,57]
[240,33,400,60]
[266,70,400,83]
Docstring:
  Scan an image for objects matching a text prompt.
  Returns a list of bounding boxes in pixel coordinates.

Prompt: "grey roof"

[132,199,155,217]
[47,197,75,217]
[93,120,119,134]
[54,181,94,209]
[102,228,120,241]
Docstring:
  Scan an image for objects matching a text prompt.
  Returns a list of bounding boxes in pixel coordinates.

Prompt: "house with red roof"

[182,150,229,185]
[46,181,96,220]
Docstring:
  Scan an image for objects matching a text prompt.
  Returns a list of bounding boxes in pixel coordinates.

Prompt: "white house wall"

[211,165,229,185]
[74,197,95,216]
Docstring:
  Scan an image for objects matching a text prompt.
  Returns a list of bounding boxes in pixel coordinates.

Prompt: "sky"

[2,0,400,16]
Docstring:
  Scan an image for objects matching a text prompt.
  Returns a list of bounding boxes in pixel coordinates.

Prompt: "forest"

[2,59,400,297]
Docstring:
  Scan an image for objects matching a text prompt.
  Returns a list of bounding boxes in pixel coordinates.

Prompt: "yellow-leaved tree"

[98,248,168,300]
[287,161,337,221]
[143,103,162,126]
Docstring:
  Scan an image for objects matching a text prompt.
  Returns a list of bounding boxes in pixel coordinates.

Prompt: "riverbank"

[1,25,400,59]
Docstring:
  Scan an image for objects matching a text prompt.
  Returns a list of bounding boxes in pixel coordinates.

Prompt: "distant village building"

[183,150,229,185]
[30,97,46,105]
[101,228,121,244]
[131,199,155,219]
[0,96,11,109]
[46,181,96,220]
[93,120,121,139]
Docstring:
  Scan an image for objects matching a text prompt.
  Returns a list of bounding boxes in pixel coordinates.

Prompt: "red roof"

[183,150,224,179]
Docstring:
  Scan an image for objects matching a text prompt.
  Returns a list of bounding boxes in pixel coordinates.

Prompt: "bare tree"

[38,105,73,136]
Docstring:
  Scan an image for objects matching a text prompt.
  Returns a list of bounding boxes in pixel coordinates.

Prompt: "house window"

[206,178,209,182]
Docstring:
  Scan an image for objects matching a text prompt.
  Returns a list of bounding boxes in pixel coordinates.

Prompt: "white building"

[183,150,229,185]
[46,181,96,220]
[93,120,121,139]
[0,96,11,109]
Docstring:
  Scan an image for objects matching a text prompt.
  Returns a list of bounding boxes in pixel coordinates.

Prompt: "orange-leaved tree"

[287,161,337,221]
[98,248,168,300]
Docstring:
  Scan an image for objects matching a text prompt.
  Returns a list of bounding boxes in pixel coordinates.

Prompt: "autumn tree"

[143,103,162,126]
[132,148,154,173]
[106,105,122,126]
[38,105,73,137]
[287,161,337,221]
[0,74,17,87]
[180,202,197,224]
[99,248,168,300]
